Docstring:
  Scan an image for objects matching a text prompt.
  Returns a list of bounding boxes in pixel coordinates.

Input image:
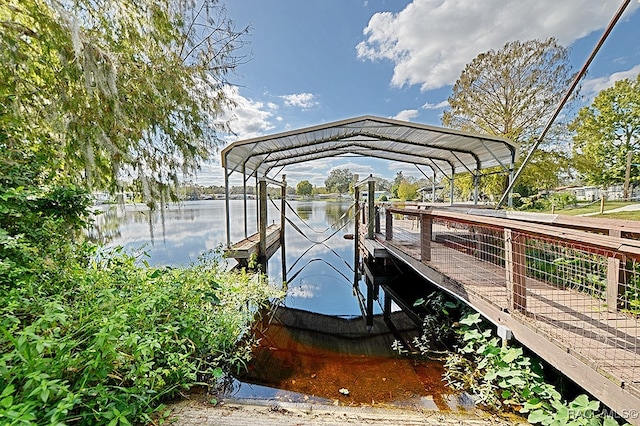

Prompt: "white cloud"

[288,282,319,298]
[221,85,275,140]
[422,100,449,110]
[582,64,640,96]
[392,109,419,121]
[357,0,640,91]
[281,92,319,109]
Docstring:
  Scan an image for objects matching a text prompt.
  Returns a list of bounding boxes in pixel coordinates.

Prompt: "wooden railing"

[376,206,640,418]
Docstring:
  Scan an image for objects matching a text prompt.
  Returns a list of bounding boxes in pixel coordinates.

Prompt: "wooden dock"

[226,223,281,262]
[361,209,640,423]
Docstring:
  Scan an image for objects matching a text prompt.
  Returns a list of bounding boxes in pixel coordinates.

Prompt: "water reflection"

[91,200,364,315]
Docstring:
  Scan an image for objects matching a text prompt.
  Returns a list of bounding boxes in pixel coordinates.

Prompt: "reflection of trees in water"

[87,204,199,245]
[296,204,312,221]
[86,206,123,244]
[324,202,353,231]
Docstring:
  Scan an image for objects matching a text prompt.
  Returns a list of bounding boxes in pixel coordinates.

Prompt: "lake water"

[91,200,473,410]
[92,199,373,316]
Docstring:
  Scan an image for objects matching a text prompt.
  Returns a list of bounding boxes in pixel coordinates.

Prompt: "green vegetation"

[570,74,640,194]
[1,0,244,203]
[397,180,419,201]
[519,200,640,221]
[324,168,354,194]
[296,180,313,196]
[400,293,623,425]
[0,1,285,424]
[1,247,282,424]
[443,38,575,201]
[445,313,620,425]
[0,174,283,424]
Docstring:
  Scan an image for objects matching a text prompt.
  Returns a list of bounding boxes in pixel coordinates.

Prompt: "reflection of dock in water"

[237,306,468,410]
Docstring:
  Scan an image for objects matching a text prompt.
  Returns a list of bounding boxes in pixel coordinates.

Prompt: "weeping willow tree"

[1,0,245,203]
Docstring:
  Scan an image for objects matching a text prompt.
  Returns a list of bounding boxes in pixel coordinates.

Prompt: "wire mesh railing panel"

[520,234,640,385]
[380,208,640,391]
[429,218,509,309]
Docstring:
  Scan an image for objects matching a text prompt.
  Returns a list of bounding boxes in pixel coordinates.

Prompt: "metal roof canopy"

[221,115,519,247]
[222,115,519,180]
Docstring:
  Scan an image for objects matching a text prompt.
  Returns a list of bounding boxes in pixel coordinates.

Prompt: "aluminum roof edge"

[221,114,519,171]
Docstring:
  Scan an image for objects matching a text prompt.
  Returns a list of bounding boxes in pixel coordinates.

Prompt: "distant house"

[558,184,637,201]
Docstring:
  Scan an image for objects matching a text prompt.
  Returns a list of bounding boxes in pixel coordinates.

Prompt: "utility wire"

[497,0,631,208]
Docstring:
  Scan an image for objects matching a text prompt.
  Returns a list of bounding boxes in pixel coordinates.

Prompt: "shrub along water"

[399,292,625,425]
[0,182,283,425]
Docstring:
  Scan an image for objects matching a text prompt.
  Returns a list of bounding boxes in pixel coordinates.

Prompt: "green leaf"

[602,417,619,426]
[508,376,527,387]
[459,313,481,326]
[413,298,425,307]
[41,388,50,403]
[528,409,549,424]
[502,347,522,363]
[0,395,13,408]
[0,384,14,399]
[570,394,590,409]
[213,367,224,379]
[148,269,163,279]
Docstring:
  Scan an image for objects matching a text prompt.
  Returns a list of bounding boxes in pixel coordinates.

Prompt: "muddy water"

[227,307,473,412]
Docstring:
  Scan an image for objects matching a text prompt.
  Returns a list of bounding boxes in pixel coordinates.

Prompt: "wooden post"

[385,209,393,241]
[383,289,391,321]
[504,229,527,312]
[374,206,380,234]
[354,185,360,287]
[258,179,267,262]
[624,150,632,201]
[281,175,287,283]
[607,257,620,313]
[366,278,374,330]
[420,214,432,262]
[367,177,375,239]
[600,195,605,214]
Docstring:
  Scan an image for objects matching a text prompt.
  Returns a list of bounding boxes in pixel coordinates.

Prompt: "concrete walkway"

[167,399,526,426]
[579,203,640,216]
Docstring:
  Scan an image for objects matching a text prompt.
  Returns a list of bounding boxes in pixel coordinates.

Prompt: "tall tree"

[397,180,418,201]
[1,0,245,203]
[442,38,575,201]
[324,168,353,194]
[296,180,313,196]
[391,171,406,198]
[569,74,640,196]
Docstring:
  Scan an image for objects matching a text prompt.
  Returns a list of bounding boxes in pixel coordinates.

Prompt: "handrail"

[384,207,640,258]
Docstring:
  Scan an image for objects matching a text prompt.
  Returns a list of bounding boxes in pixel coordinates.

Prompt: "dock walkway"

[363,209,640,423]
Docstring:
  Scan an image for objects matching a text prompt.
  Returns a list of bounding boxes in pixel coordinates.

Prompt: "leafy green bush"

[0,178,284,424]
[547,191,578,210]
[0,248,283,425]
[444,313,621,425]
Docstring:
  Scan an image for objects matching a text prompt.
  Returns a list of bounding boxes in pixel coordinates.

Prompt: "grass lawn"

[536,201,640,221]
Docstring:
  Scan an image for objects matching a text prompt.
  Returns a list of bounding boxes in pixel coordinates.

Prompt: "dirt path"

[166,398,527,425]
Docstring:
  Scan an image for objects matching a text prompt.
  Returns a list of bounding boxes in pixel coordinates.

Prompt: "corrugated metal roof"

[221,115,519,177]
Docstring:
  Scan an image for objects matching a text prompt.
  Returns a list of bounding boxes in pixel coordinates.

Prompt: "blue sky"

[197,0,640,187]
